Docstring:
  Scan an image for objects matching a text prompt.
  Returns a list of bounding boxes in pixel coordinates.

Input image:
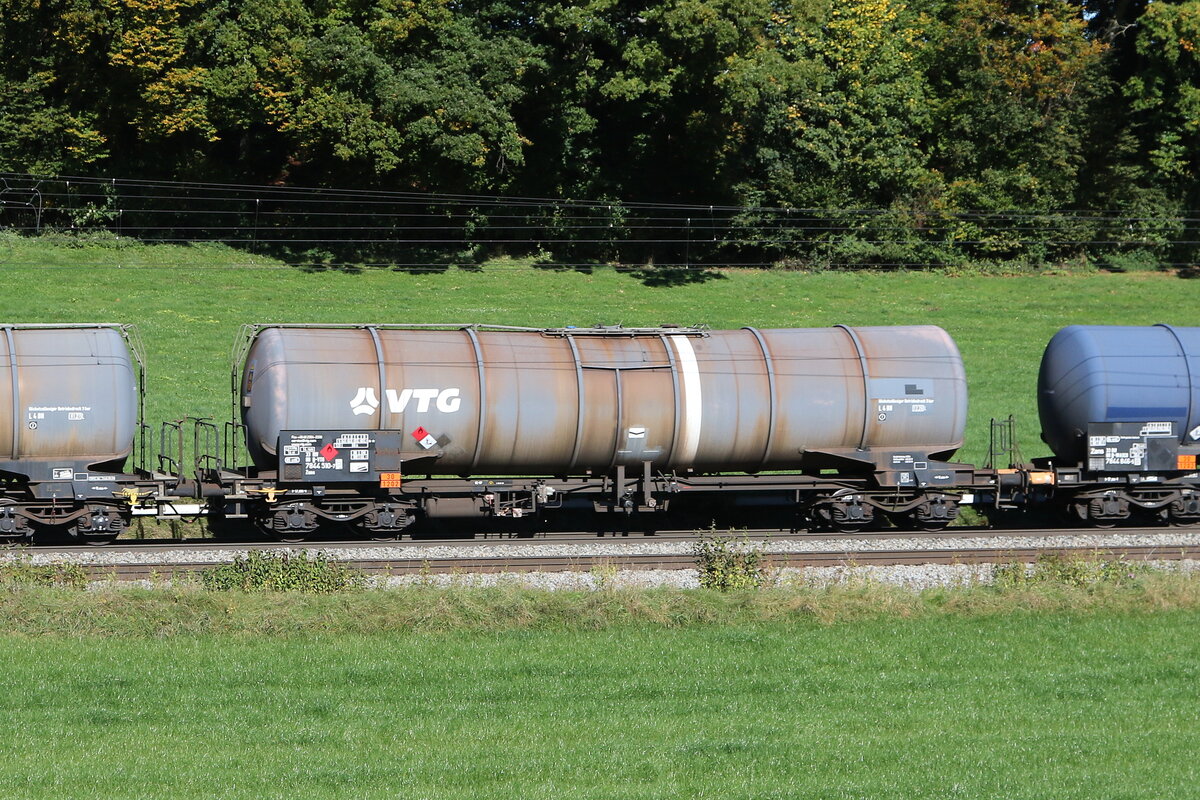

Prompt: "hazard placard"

[411,426,438,450]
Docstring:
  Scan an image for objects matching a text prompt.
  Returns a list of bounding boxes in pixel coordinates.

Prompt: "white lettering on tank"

[410,389,440,412]
[437,388,462,413]
[380,388,463,413]
[385,389,413,412]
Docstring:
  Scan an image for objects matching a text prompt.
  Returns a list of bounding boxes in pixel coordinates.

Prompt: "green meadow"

[1,607,1198,799]
[2,233,1199,798]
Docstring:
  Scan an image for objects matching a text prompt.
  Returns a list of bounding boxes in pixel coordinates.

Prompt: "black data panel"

[278,431,403,483]
[1086,422,1178,472]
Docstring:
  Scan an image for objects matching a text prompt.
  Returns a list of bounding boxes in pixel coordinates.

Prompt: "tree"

[1123,1,1200,200]
[760,0,933,209]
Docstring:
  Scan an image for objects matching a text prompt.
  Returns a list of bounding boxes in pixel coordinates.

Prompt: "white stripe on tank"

[670,336,703,464]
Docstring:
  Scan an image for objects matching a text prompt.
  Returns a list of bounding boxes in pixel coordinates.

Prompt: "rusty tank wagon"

[217,324,975,538]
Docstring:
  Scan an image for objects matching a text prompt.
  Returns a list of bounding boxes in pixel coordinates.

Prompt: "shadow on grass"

[222,239,735,285]
[532,257,595,275]
[621,265,728,287]
[530,257,729,286]
[298,262,364,275]
[253,243,491,276]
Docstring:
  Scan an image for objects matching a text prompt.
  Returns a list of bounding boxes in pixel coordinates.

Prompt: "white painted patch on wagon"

[671,336,703,463]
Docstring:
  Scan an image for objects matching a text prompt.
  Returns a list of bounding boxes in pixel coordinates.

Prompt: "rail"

[60,542,1200,582]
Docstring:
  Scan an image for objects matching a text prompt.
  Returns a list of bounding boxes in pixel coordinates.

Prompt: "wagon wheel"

[1167,498,1200,528]
[361,505,415,542]
[73,505,126,546]
[815,500,874,533]
[0,505,33,545]
[1073,502,1115,529]
[255,504,318,543]
[910,497,958,532]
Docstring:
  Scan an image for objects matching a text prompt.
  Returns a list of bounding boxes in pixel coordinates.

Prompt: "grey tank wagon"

[214,323,977,539]
[0,324,193,542]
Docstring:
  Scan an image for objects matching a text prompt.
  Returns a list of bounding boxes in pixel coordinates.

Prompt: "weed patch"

[993,553,1150,590]
[693,529,767,591]
[198,550,367,594]
[0,557,87,589]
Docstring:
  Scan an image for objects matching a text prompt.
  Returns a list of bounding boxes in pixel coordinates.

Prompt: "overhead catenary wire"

[1,171,1196,273]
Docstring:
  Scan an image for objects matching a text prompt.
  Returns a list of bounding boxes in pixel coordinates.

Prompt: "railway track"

[17,522,1200,553]
[9,525,1200,583]
[59,542,1200,582]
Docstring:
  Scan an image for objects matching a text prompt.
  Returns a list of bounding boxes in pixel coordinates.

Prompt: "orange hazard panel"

[1178,455,1197,471]
[1028,471,1056,486]
[379,472,402,489]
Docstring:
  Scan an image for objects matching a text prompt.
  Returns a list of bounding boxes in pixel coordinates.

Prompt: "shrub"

[199,550,367,594]
[1099,249,1162,273]
[693,529,766,592]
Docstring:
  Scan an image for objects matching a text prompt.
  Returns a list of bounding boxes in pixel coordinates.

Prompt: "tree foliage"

[0,0,1193,241]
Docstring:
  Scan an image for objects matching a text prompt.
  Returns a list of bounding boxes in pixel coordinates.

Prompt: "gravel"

[7,529,1200,591]
[369,560,1200,591]
[6,530,1200,566]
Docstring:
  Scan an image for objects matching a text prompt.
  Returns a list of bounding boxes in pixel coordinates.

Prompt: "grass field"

[3,232,1200,797]
[0,232,1194,465]
[1,610,1198,799]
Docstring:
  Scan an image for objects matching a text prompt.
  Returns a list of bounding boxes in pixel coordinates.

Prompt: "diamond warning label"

[320,443,339,462]
[411,426,438,450]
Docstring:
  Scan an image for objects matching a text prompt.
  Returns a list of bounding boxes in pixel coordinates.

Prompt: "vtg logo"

[350,387,462,416]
